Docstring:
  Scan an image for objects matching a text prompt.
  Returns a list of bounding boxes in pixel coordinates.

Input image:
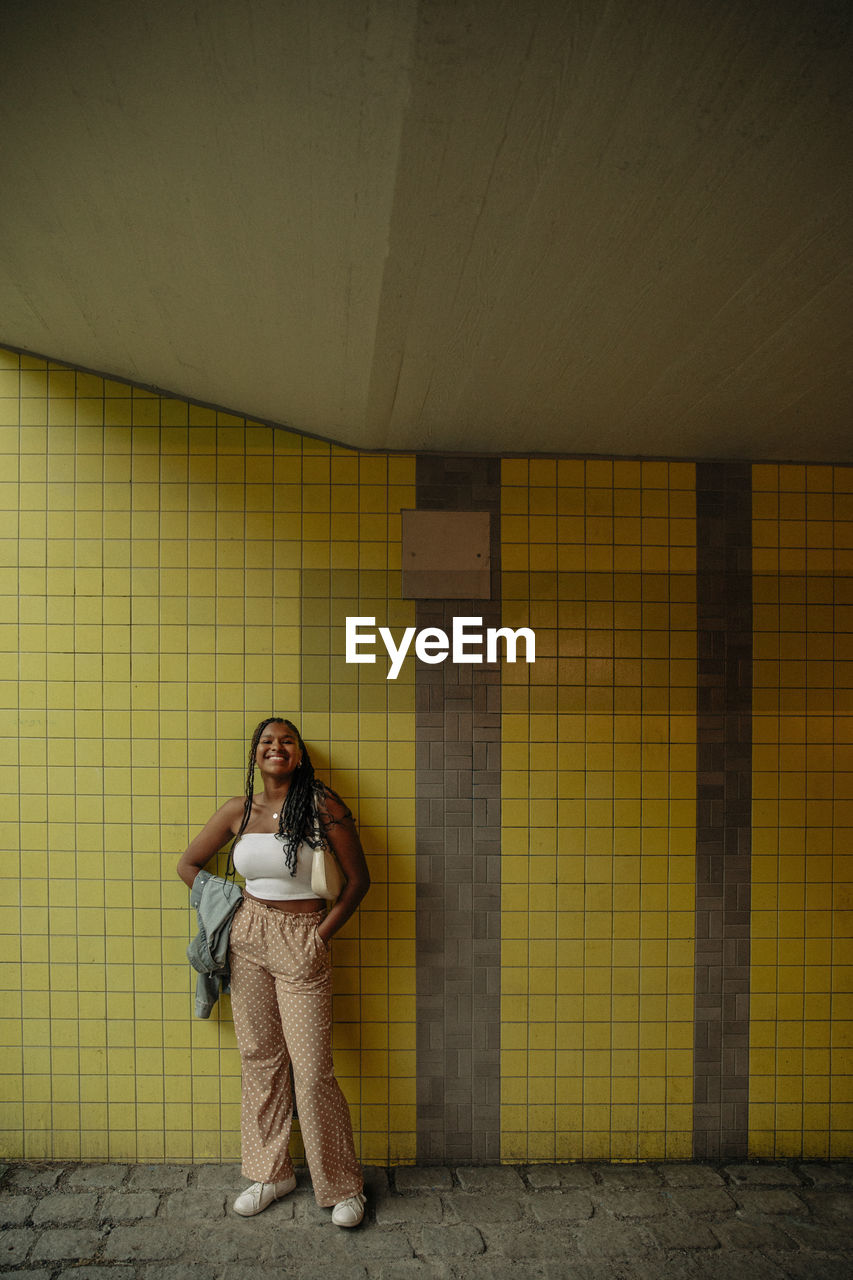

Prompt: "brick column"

[693,462,753,1159]
[414,456,502,1163]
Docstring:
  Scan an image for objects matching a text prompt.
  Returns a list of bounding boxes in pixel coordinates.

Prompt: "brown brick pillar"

[693,462,753,1159]
[414,456,502,1163]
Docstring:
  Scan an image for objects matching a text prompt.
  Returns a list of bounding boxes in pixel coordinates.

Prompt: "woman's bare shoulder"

[223,795,247,818]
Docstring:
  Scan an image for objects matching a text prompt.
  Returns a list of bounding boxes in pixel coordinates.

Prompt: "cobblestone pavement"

[1,1160,851,1279]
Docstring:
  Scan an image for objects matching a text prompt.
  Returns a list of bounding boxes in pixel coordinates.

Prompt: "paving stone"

[31,1191,99,1224]
[143,1268,226,1280]
[292,1189,332,1223]
[59,1270,136,1280]
[693,1249,789,1279]
[207,1217,293,1264]
[731,1189,806,1215]
[644,1217,720,1251]
[63,1164,130,1189]
[621,1252,710,1280]
[797,1164,848,1188]
[99,1190,161,1221]
[103,1220,201,1263]
[803,1189,853,1222]
[363,1166,391,1197]
[569,1217,652,1261]
[525,1165,596,1189]
[219,1269,333,1280]
[528,1191,594,1222]
[459,1261,552,1280]
[291,1268,368,1280]
[223,1240,310,1273]
[374,1193,443,1225]
[0,1228,37,1267]
[193,1164,242,1189]
[267,1222,413,1264]
[0,1271,53,1280]
[343,1229,421,1262]
[442,1193,524,1224]
[779,1218,853,1252]
[479,1222,578,1262]
[523,1166,562,1189]
[763,1251,853,1280]
[542,1265,636,1280]
[827,1164,853,1183]
[723,1164,802,1187]
[662,1187,737,1215]
[126,1165,190,1191]
[162,1189,230,1218]
[709,1215,797,1251]
[6,1166,62,1192]
[591,1189,669,1218]
[594,1165,662,1189]
[223,1266,366,1280]
[657,1164,726,1188]
[394,1167,453,1192]
[455,1167,524,1193]
[373,1261,455,1280]
[419,1224,485,1257]
[30,1227,102,1262]
[0,1193,36,1225]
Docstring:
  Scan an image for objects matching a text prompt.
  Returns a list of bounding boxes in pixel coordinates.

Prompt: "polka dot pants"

[228,896,363,1207]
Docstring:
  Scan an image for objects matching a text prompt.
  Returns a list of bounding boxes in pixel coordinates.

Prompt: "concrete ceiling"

[1,0,851,461]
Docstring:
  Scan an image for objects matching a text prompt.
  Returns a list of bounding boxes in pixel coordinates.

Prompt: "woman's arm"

[176,797,245,889]
[316,791,371,943]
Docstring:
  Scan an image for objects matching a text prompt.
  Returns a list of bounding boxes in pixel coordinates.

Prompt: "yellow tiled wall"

[0,349,417,1162]
[3,346,852,1165]
[750,463,853,1158]
[499,458,697,1160]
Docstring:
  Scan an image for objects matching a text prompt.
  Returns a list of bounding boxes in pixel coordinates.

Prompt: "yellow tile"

[501,458,528,487]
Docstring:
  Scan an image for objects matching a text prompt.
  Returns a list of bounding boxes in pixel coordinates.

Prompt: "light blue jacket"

[186,869,243,1019]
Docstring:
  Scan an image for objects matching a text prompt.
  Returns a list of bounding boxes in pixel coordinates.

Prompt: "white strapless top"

[232,831,317,900]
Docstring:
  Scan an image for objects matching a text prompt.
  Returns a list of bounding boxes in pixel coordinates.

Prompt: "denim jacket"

[186,869,243,1019]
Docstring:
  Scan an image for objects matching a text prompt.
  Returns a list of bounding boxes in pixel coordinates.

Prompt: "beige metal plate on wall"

[401,510,492,599]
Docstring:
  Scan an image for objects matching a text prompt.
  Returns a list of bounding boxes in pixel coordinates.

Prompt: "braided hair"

[226,716,323,879]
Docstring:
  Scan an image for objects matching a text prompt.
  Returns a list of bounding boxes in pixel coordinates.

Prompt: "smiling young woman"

[177,716,370,1227]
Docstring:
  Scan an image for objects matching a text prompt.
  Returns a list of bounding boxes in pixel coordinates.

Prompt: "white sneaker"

[233,1176,297,1216]
[332,1191,366,1227]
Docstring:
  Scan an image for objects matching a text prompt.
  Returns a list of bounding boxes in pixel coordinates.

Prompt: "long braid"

[276,721,321,868]
[226,716,322,879]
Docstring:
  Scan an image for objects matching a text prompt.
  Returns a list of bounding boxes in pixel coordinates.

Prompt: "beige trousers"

[228,895,363,1207]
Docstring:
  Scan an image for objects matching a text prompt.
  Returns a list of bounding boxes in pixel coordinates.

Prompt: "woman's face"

[255,720,303,780]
